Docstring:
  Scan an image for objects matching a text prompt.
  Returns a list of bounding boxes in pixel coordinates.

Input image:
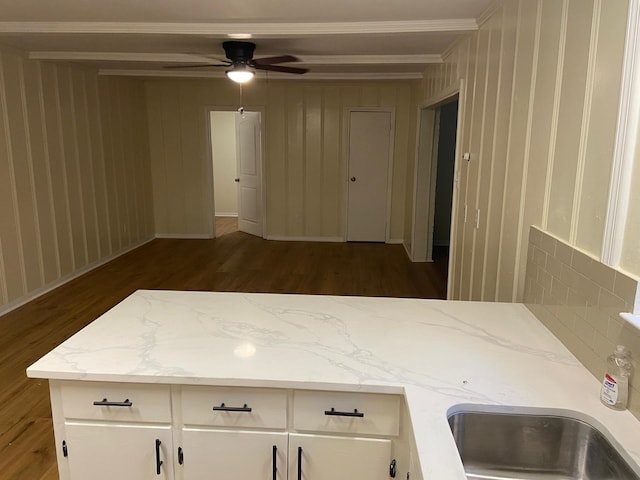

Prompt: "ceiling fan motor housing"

[223,41,256,63]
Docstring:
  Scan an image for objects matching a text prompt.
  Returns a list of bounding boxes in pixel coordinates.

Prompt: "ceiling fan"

[167,41,309,82]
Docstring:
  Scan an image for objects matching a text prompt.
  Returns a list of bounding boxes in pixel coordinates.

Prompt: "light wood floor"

[0,221,447,479]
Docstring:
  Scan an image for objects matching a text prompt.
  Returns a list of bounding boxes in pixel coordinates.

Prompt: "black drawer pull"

[297,446,303,480]
[324,407,364,417]
[155,439,163,475]
[93,398,133,407]
[212,402,252,412]
[272,445,277,480]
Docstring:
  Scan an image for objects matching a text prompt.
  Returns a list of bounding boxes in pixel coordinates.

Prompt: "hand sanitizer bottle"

[600,345,633,410]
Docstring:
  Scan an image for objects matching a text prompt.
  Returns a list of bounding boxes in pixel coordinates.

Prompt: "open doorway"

[210,111,239,236]
[410,88,461,298]
[432,100,458,262]
[208,109,264,238]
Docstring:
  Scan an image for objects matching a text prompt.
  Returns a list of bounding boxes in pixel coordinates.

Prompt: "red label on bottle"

[605,373,616,384]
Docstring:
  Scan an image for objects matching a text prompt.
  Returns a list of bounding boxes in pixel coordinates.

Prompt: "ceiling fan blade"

[253,64,309,74]
[164,63,229,69]
[253,55,300,65]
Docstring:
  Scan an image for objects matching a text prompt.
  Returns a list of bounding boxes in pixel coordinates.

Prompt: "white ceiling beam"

[29,51,443,65]
[0,19,478,36]
[99,68,425,80]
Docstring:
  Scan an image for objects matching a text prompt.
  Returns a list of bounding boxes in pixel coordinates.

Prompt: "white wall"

[146,79,420,240]
[0,46,154,311]
[210,111,238,216]
[421,0,632,300]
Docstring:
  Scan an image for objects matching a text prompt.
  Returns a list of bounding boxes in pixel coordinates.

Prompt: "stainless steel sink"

[448,409,640,480]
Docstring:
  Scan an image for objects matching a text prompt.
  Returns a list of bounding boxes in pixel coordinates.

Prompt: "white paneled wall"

[0,46,154,311]
[145,79,420,240]
[422,0,631,301]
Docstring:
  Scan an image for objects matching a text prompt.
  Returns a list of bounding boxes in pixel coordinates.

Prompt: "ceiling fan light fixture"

[226,65,255,83]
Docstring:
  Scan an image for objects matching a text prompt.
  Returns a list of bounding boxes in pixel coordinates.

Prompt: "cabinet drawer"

[60,381,171,423]
[180,386,287,429]
[293,390,400,436]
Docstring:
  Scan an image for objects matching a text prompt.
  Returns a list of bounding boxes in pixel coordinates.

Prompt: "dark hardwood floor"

[0,221,447,479]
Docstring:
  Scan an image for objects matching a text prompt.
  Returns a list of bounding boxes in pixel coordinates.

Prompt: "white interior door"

[235,112,263,237]
[346,111,392,242]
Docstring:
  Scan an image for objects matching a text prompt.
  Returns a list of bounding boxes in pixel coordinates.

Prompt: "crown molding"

[29,51,215,62]
[299,54,442,65]
[0,19,478,36]
[30,51,443,65]
[99,68,424,80]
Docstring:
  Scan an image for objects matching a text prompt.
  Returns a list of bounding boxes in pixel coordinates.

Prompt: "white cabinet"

[64,423,173,480]
[51,381,174,480]
[51,381,411,480]
[289,433,392,480]
[181,429,287,480]
[290,390,399,480]
[173,386,289,480]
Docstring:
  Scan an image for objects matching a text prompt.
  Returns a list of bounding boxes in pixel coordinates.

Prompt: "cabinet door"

[289,433,391,480]
[64,423,173,480]
[180,429,288,480]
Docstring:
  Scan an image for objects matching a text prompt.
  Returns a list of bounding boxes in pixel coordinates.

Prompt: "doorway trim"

[205,105,266,238]
[410,80,464,297]
[342,106,396,243]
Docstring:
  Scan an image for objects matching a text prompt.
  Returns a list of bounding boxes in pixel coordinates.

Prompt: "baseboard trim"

[0,237,155,318]
[403,241,413,260]
[266,235,345,242]
[387,238,404,245]
[215,213,238,217]
[155,233,215,239]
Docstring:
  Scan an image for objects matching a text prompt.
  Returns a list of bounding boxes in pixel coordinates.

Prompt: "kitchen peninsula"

[27,290,640,479]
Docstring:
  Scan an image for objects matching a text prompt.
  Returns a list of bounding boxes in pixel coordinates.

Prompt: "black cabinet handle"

[93,398,133,407]
[212,402,252,412]
[155,439,163,475]
[297,446,303,480]
[178,446,184,465]
[272,445,277,480]
[324,407,364,417]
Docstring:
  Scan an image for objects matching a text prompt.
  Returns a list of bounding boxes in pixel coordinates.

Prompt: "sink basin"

[448,409,640,480]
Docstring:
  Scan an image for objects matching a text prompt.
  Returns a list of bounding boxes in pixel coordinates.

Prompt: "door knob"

[350,177,356,182]
[234,178,240,182]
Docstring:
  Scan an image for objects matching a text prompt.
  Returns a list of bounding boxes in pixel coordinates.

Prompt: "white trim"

[602,0,640,266]
[0,19,478,35]
[215,213,239,217]
[423,83,462,109]
[541,0,569,228]
[512,0,543,301]
[447,79,465,299]
[265,235,344,242]
[154,233,215,239]
[570,0,600,244]
[477,2,502,28]
[298,55,442,65]
[30,51,442,66]
[387,238,404,245]
[402,240,413,260]
[0,237,154,317]
[99,69,425,81]
[205,106,267,240]
[0,236,7,304]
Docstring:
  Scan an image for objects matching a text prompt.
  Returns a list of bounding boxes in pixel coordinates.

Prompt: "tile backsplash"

[524,226,640,420]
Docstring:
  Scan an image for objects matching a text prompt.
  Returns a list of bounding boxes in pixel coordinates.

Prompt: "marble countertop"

[27,290,640,479]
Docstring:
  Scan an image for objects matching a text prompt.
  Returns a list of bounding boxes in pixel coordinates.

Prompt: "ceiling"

[0,0,493,80]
